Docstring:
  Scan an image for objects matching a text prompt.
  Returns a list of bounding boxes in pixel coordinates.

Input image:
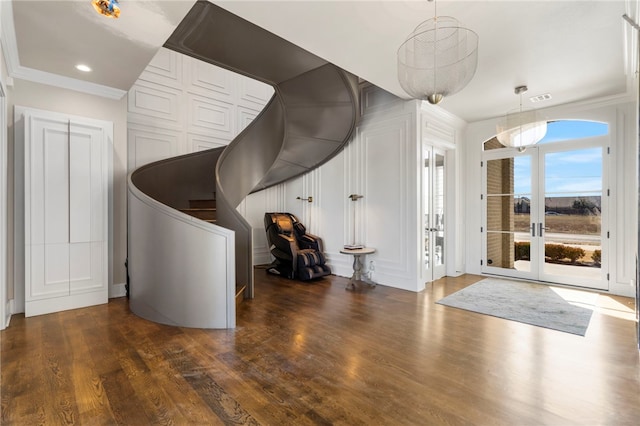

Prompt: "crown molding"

[0,1,125,100]
[10,65,126,100]
[1,0,20,76]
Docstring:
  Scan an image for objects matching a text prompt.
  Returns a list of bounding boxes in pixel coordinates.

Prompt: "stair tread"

[179,207,217,221]
[235,284,247,307]
[188,199,217,209]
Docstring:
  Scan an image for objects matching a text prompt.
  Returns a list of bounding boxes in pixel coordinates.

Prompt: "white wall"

[464,96,638,297]
[0,14,8,328]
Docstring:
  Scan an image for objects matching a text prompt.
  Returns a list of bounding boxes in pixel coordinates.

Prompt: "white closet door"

[26,116,71,300]
[24,108,110,317]
[69,122,107,294]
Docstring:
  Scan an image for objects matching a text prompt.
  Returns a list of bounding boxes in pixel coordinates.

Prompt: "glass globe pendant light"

[397,0,479,105]
[496,86,547,152]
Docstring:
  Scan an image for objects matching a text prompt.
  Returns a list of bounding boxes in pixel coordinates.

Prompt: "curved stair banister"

[165,1,359,298]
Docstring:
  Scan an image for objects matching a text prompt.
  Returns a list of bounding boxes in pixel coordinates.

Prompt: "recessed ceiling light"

[76,64,92,73]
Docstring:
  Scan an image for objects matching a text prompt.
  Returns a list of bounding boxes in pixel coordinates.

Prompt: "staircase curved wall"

[128,148,236,328]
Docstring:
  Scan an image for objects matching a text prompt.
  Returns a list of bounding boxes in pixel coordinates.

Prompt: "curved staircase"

[127,1,359,328]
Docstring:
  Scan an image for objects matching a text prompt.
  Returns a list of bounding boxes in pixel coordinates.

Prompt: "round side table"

[340,247,376,290]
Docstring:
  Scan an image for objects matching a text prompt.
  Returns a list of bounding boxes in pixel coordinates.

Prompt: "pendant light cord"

[432,0,438,93]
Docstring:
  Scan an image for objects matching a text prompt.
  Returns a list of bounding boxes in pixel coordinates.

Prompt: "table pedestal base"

[341,249,376,291]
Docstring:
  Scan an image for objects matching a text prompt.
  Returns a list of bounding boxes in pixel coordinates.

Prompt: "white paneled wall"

[357,112,418,290]
[128,48,273,170]
[280,85,465,292]
[127,48,280,264]
[296,87,422,290]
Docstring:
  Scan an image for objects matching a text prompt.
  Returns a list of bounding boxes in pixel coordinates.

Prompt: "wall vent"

[529,93,552,103]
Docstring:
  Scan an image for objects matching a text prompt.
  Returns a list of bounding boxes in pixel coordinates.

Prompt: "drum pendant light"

[397,0,479,104]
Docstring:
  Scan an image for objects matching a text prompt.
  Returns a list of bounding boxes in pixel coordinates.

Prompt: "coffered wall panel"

[127,81,182,131]
[128,47,273,171]
[237,106,260,133]
[239,78,274,107]
[187,95,234,138]
[127,124,180,171]
[137,48,182,88]
[188,133,230,153]
[188,60,235,100]
[359,116,416,284]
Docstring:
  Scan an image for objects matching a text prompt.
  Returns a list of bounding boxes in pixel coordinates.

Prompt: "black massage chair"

[264,212,331,280]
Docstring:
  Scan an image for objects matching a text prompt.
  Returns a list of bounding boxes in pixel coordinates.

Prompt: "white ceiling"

[4,1,635,122]
[5,0,196,93]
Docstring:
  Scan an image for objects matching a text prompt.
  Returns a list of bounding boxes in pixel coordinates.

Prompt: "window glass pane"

[486,195,530,233]
[545,148,602,196]
[539,120,608,144]
[483,120,608,151]
[486,157,531,194]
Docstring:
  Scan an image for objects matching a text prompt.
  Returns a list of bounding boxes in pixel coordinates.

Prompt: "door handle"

[539,222,544,236]
[531,223,536,237]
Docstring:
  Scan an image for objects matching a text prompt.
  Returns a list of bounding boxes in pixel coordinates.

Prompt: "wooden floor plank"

[38,312,81,425]
[67,309,115,424]
[2,271,639,425]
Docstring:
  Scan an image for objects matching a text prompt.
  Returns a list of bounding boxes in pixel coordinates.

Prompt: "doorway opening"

[424,146,446,282]
[481,120,609,290]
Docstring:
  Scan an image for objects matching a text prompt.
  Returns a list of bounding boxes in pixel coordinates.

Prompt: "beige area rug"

[436,278,598,336]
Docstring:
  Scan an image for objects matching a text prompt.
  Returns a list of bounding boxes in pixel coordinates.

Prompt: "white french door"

[423,146,446,282]
[482,136,609,290]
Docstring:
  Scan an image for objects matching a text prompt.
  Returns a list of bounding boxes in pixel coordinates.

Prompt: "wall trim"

[7,300,14,325]
[109,283,127,299]
[0,79,6,330]
[10,66,126,100]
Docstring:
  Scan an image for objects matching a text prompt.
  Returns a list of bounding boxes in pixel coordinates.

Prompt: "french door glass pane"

[485,156,531,272]
[542,148,602,280]
[434,153,445,266]
[424,150,430,267]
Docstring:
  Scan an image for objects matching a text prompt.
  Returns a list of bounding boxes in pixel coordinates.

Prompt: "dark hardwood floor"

[1,269,639,425]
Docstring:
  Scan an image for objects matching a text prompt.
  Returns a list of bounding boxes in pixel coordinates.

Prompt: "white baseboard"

[109,282,127,299]
[610,280,636,298]
[9,299,18,315]
[2,299,12,329]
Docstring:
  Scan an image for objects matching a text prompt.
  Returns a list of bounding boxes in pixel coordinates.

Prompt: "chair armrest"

[299,233,324,252]
[270,233,298,263]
